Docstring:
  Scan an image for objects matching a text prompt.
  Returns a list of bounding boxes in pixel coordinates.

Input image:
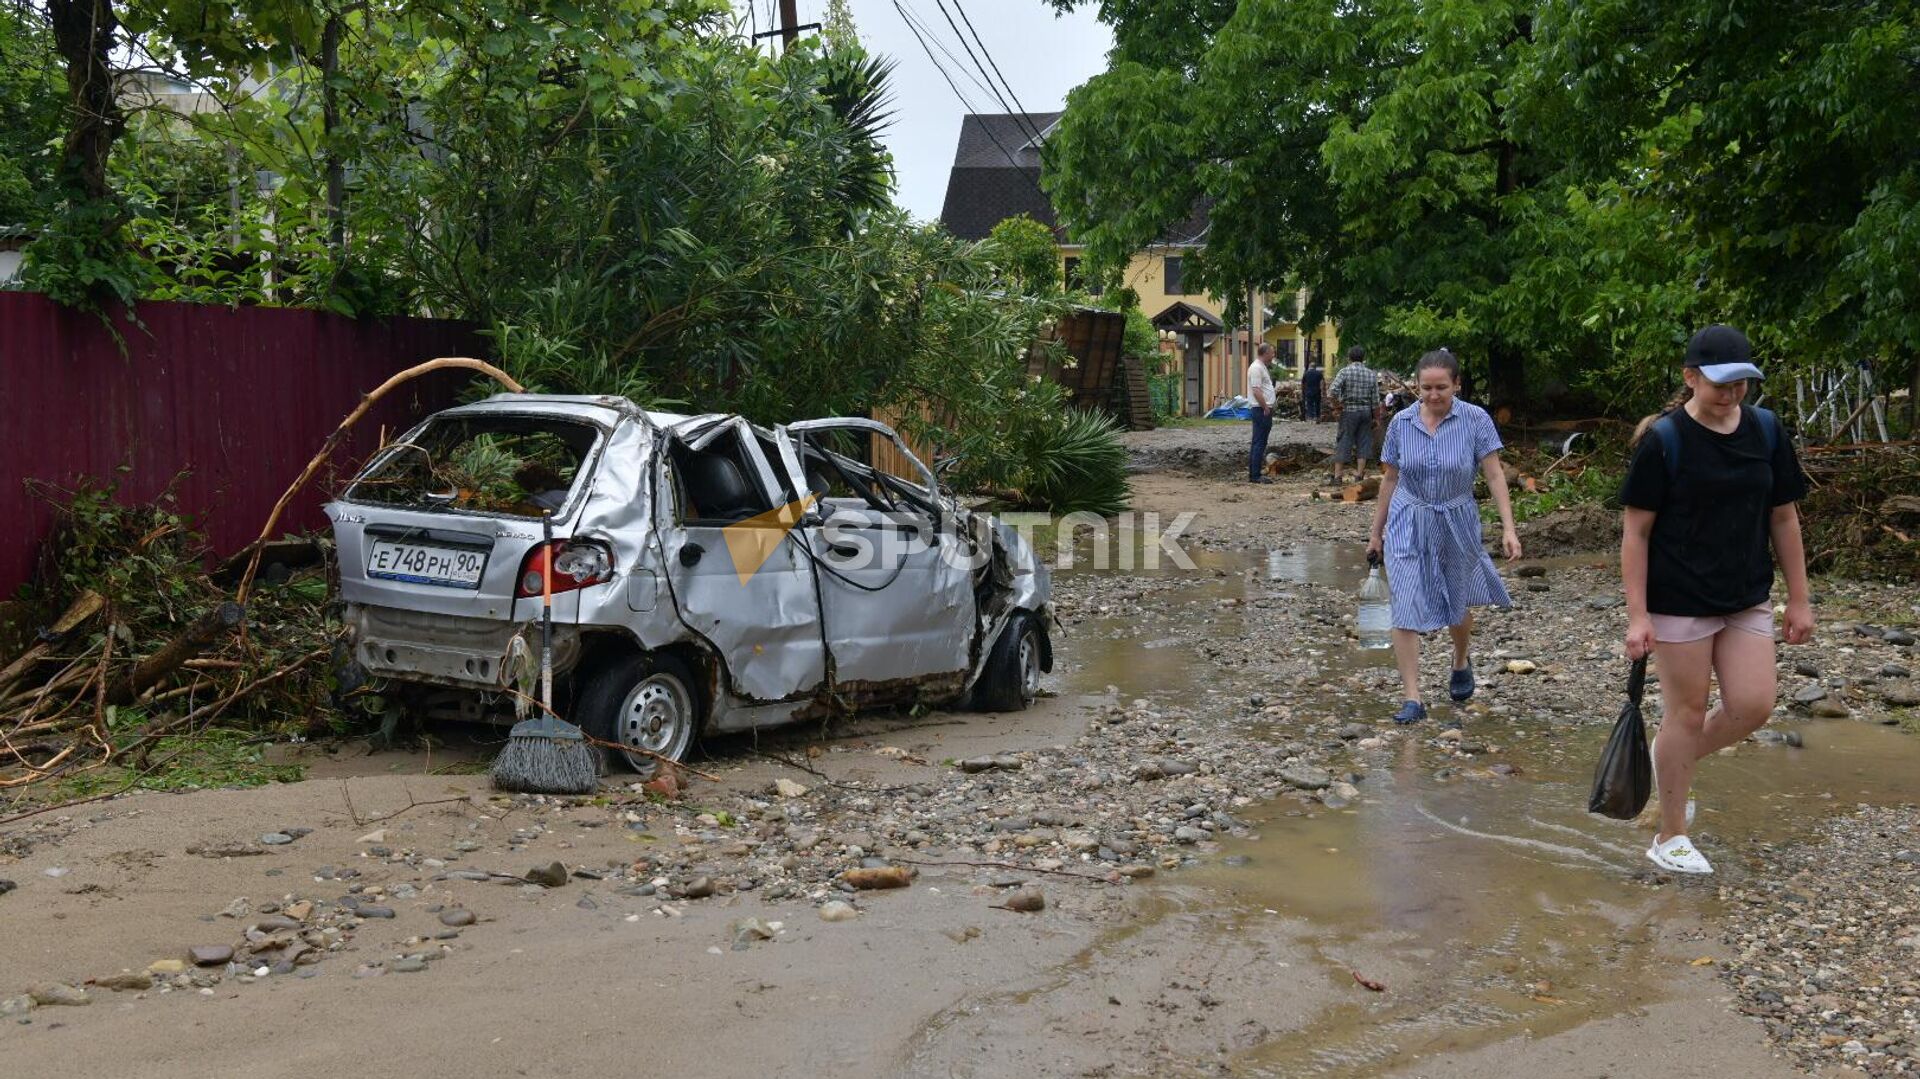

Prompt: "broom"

[490,514,598,794]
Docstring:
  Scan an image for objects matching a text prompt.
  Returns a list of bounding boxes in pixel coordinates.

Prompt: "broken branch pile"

[0,480,344,796]
[1798,442,1920,579]
[1,358,526,803]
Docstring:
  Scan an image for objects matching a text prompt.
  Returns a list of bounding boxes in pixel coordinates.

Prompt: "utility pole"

[780,0,799,49]
[753,0,818,52]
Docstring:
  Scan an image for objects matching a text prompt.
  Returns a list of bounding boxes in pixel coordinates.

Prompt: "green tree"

[1047,0,1572,406]
[985,214,1063,294]
[1529,0,1920,401]
[0,4,64,229]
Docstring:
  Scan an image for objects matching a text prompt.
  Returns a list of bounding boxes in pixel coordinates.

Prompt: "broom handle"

[541,514,554,710]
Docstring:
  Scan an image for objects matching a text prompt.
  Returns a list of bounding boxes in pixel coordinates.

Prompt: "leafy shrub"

[1014,408,1130,517]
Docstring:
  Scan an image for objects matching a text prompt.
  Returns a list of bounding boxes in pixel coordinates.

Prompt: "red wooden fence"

[0,292,485,597]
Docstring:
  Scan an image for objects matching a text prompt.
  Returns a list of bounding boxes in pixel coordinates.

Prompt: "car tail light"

[516,540,614,598]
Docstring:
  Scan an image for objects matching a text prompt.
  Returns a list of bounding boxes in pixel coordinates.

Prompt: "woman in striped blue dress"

[1365,350,1522,724]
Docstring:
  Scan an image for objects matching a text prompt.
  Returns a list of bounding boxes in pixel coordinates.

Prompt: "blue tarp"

[1204,395,1256,420]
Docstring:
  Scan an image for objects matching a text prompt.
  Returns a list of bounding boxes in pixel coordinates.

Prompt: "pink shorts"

[1650,603,1774,644]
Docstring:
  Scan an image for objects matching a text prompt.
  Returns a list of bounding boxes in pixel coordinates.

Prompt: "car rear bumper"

[348,603,580,691]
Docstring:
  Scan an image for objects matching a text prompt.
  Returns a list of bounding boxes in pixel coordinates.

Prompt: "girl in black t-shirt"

[1619,326,1813,876]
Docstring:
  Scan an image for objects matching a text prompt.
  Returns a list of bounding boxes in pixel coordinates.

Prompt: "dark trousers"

[1302,393,1321,421]
[1248,408,1273,480]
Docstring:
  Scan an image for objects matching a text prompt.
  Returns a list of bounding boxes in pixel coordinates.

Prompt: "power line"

[936,0,1047,147]
[889,0,1052,209]
[892,0,1002,108]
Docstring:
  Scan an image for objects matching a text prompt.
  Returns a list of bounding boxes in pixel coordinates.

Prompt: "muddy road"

[3,417,1916,1079]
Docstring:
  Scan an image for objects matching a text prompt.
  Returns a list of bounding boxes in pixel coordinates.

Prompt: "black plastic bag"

[1587,657,1652,820]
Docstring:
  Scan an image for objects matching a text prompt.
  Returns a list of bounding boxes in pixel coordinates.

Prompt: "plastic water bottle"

[1356,555,1392,650]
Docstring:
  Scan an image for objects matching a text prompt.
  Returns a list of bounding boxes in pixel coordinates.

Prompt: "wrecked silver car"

[326,394,1053,774]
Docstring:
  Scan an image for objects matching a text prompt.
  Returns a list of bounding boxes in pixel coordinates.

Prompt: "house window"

[1063,256,1102,297]
[1279,339,1297,367]
[1163,255,1185,296]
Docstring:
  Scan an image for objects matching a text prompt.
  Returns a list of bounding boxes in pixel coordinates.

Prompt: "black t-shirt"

[1619,405,1807,616]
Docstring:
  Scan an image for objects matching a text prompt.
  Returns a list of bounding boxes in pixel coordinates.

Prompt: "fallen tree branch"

[339,780,477,827]
[129,647,326,751]
[235,357,523,605]
[0,590,105,692]
[749,750,917,793]
[106,601,245,706]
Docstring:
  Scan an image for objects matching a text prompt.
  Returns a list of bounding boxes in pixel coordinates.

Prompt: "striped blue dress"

[1380,400,1512,632]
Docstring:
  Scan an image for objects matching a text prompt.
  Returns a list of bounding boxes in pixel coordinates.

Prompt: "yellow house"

[940,112,1338,415]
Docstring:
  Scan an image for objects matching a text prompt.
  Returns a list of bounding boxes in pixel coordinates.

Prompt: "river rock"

[525,862,569,888]
[1516,564,1547,578]
[439,909,477,927]
[679,876,716,899]
[1279,765,1333,791]
[998,888,1045,912]
[1810,698,1852,718]
[841,866,912,890]
[1884,628,1916,646]
[1792,684,1828,704]
[28,984,88,1006]
[391,957,428,973]
[1504,660,1538,675]
[148,959,187,975]
[731,917,775,949]
[0,879,13,897]
[1173,826,1209,844]
[93,972,152,992]
[189,945,233,966]
[259,832,294,846]
[1882,684,1920,707]
[772,778,809,798]
[1882,664,1911,678]
[818,901,858,922]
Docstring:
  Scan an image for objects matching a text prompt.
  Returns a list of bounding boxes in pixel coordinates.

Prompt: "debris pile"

[0,480,343,797]
[1798,442,1920,579]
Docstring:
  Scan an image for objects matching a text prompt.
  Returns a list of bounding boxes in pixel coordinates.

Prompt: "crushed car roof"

[441,393,720,430]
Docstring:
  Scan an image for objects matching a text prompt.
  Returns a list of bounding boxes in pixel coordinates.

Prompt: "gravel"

[1720,805,1920,1075]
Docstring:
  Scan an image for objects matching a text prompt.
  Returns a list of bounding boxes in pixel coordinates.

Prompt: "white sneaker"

[1647,834,1713,875]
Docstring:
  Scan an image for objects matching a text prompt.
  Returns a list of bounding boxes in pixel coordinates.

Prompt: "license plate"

[367,540,488,589]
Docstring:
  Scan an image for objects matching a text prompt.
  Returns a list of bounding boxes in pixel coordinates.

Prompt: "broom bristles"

[491,722,598,795]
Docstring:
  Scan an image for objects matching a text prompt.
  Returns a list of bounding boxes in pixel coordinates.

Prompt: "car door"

[655,418,828,704]
[776,419,975,687]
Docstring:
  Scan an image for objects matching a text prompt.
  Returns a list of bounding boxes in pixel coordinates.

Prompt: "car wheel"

[575,653,700,778]
[971,613,1041,712]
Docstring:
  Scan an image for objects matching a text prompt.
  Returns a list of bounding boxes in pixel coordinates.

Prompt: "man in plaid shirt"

[1330,346,1380,485]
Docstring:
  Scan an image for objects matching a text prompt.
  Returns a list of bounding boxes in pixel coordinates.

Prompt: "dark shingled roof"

[938,112,1210,245]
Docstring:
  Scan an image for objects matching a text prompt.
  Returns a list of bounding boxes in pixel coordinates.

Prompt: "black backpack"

[1650,404,1781,480]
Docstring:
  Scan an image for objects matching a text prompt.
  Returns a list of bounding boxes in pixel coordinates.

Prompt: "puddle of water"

[1201,715,1920,1075]
[1049,538,1920,1075]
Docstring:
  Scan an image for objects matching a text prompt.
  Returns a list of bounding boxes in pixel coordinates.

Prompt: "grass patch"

[48,728,304,800]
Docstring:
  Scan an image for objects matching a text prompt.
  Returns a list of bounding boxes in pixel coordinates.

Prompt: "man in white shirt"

[1246,343,1276,484]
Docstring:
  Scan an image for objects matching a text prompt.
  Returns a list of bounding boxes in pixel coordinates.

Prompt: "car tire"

[575,653,701,779]
[971,613,1042,713]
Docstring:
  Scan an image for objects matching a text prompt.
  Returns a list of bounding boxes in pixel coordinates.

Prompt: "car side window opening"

[792,436,907,517]
[666,432,778,525]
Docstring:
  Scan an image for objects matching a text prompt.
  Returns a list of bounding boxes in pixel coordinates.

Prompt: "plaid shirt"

[1330,363,1380,410]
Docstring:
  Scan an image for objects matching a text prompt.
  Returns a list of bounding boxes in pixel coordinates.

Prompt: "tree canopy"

[1045,0,1920,412]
